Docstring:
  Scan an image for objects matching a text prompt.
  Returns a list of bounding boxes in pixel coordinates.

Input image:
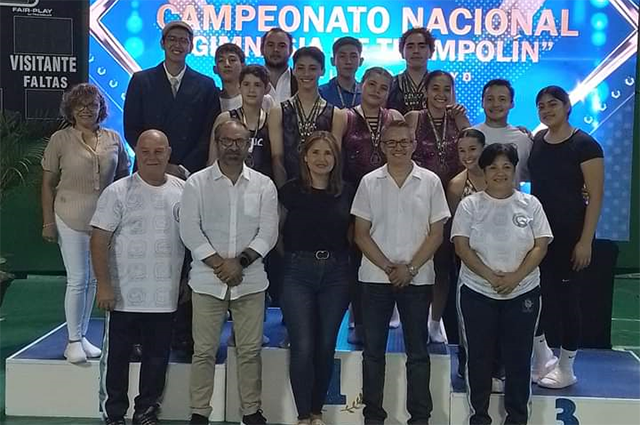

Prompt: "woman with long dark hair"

[341,66,404,343]
[528,85,604,389]
[406,70,470,343]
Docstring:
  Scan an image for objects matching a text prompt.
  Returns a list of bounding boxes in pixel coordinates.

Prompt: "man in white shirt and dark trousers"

[180,120,278,425]
[352,120,451,425]
[91,130,186,425]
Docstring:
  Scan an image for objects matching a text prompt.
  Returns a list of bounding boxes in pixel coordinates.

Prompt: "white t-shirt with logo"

[474,123,533,184]
[451,191,553,300]
[90,173,185,313]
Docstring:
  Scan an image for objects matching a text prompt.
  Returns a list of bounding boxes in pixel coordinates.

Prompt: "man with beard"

[180,120,278,425]
[260,28,297,103]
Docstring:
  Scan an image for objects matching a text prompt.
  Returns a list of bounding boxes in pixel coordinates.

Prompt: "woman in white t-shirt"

[451,143,553,425]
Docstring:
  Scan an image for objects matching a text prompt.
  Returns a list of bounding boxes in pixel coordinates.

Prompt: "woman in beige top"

[41,83,130,363]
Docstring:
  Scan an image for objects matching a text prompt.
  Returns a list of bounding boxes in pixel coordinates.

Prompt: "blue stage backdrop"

[89,0,638,241]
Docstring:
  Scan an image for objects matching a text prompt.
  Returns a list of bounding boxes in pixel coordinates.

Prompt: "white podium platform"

[4,310,640,424]
[449,346,640,425]
[5,320,226,421]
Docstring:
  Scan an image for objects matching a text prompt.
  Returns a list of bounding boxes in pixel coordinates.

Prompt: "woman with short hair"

[41,83,130,363]
[452,143,552,425]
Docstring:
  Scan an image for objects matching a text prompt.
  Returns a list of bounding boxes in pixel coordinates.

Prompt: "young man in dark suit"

[123,20,221,355]
[124,20,221,177]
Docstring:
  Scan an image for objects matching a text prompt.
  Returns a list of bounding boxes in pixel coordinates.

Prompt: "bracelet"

[42,223,55,228]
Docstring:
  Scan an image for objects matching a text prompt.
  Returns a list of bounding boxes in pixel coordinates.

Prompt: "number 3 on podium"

[556,398,579,425]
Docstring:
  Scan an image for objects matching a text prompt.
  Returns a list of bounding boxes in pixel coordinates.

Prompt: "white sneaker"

[64,341,87,363]
[428,318,448,343]
[311,417,326,425]
[491,377,505,393]
[537,365,577,389]
[532,354,558,383]
[81,337,102,358]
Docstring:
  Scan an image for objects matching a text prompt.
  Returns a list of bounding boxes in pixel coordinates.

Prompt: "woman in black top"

[279,131,354,425]
[528,85,604,389]
[269,47,347,188]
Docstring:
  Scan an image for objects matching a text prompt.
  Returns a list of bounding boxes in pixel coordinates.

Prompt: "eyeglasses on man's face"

[218,137,249,149]
[382,139,412,149]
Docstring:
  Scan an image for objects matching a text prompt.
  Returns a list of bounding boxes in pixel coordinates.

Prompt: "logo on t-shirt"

[512,213,530,228]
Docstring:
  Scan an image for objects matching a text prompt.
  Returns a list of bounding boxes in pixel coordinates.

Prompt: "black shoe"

[104,418,126,425]
[133,407,158,425]
[241,409,267,425]
[189,413,209,424]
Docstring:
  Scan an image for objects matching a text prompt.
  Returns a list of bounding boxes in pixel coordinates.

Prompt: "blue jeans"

[361,283,433,425]
[280,251,351,419]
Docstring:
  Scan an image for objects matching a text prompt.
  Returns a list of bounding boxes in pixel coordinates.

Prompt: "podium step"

[5,310,640,424]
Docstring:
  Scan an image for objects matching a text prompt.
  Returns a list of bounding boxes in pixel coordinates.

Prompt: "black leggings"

[535,234,585,351]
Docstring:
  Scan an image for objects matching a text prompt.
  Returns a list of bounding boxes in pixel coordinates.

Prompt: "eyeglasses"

[218,137,249,148]
[165,35,190,46]
[74,102,100,111]
[382,139,412,148]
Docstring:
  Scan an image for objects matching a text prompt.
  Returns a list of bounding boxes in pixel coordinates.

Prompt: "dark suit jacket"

[123,63,221,172]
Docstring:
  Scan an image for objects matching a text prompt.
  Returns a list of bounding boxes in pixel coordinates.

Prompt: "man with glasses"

[352,120,450,425]
[124,20,221,177]
[124,19,222,357]
[180,119,278,425]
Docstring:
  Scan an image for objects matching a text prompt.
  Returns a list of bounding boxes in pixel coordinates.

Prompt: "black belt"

[289,250,349,260]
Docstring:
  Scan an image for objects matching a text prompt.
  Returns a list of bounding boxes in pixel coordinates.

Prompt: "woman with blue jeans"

[279,131,354,425]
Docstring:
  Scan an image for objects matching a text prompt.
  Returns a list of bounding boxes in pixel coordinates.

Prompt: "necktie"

[170,78,179,97]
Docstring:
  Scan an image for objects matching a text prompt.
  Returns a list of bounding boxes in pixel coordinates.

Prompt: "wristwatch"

[407,263,419,278]
[239,252,251,268]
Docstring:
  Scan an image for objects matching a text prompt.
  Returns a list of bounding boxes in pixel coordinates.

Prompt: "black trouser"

[349,247,363,327]
[459,285,540,425]
[172,253,193,351]
[535,231,586,351]
[100,311,174,420]
[361,283,433,425]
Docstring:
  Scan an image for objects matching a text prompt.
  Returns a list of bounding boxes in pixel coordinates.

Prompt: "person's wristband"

[42,223,55,228]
